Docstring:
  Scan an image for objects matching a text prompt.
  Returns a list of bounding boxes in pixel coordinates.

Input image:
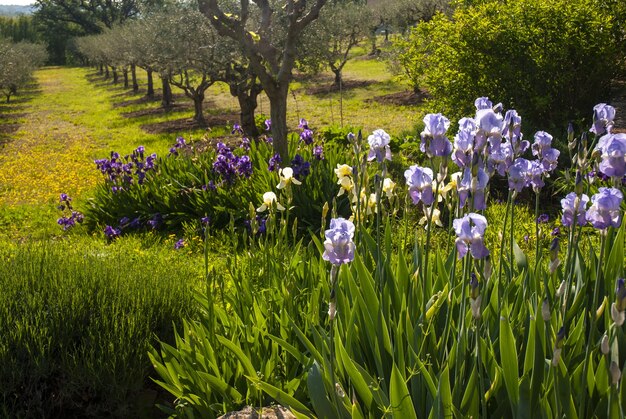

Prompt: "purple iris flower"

[313,145,324,160]
[458,167,489,210]
[231,123,244,135]
[322,218,356,266]
[367,129,392,163]
[537,214,549,224]
[404,165,434,206]
[474,108,503,151]
[508,158,532,192]
[590,103,616,136]
[291,154,311,180]
[561,192,590,227]
[300,128,314,145]
[503,110,522,140]
[299,118,309,129]
[474,97,493,110]
[240,137,251,151]
[532,131,560,172]
[201,216,211,224]
[421,113,452,157]
[452,117,476,169]
[174,239,185,249]
[104,225,121,240]
[586,187,623,230]
[453,213,490,259]
[268,153,282,172]
[264,119,271,131]
[595,133,626,178]
[488,140,513,176]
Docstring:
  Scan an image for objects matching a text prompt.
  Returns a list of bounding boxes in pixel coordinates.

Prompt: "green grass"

[0,235,206,417]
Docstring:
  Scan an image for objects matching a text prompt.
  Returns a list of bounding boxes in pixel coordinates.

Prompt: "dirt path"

[0,68,108,206]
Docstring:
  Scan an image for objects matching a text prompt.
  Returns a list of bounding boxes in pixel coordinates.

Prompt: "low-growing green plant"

[0,236,202,417]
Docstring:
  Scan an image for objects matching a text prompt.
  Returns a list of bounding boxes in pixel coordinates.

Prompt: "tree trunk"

[161,74,172,108]
[104,66,110,79]
[332,68,342,89]
[131,64,138,92]
[112,66,118,84]
[267,87,289,161]
[193,93,205,125]
[146,69,154,97]
[237,92,260,138]
[123,67,129,88]
[99,64,103,75]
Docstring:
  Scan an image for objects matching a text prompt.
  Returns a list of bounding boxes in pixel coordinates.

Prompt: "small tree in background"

[302,1,371,89]
[0,39,47,102]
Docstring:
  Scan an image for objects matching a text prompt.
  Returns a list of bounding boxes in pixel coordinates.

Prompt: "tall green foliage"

[393,0,625,133]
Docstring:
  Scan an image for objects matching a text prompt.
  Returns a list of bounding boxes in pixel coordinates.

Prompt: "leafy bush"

[393,0,626,133]
[0,237,200,417]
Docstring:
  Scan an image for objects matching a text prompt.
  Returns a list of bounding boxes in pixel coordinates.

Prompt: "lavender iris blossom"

[174,239,185,249]
[474,97,493,110]
[367,129,392,163]
[104,225,121,240]
[231,123,244,135]
[561,192,590,227]
[404,165,435,206]
[453,213,490,259]
[508,158,532,192]
[264,119,271,131]
[532,131,560,173]
[458,167,489,210]
[313,145,324,160]
[595,133,626,178]
[421,113,452,157]
[322,218,356,266]
[474,108,503,151]
[452,117,476,169]
[300,128,314,145]
[586,187,623,230]
[268,153,282,172]
[590,103,616,136]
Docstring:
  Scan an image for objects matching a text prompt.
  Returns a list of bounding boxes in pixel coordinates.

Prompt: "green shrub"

[393,0,626,133]
[0,237,200,417]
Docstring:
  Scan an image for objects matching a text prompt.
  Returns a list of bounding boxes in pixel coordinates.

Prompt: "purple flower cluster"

[268,153,282,172]
[169,137,187,156]
[560,187,623,231]
[367,129,392,163]
[57,193,84,230]
[291,154,311,180]
[404,165,434,206]
[212,142,253,184]
[453,213,490,260]
[421,113,452,157]
[104,225,121,240]
[322,218,356,266]
[174,239,185,249]
[313,145,324,160]
[299,118,314,145]
[95,146,156,193]
[594,133,626,179]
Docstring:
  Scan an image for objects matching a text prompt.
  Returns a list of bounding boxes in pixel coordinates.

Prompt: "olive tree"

[0,39,47,102]
[198,0,328,160]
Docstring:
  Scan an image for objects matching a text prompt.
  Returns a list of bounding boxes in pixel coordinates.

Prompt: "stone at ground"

[218,405,296,419]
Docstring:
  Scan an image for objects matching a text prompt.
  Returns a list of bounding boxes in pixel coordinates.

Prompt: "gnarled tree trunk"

[112,66,118,84]
[192,92,205,125]
[131,64,139,92]
[146,68,154,97]
[123,67,129,88]
[161,73,172,108]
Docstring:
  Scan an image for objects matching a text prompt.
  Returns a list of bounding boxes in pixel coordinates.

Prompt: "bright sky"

[0,0,33,5]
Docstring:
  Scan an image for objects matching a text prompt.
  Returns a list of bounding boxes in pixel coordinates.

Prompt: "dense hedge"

[394,0,626,134]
